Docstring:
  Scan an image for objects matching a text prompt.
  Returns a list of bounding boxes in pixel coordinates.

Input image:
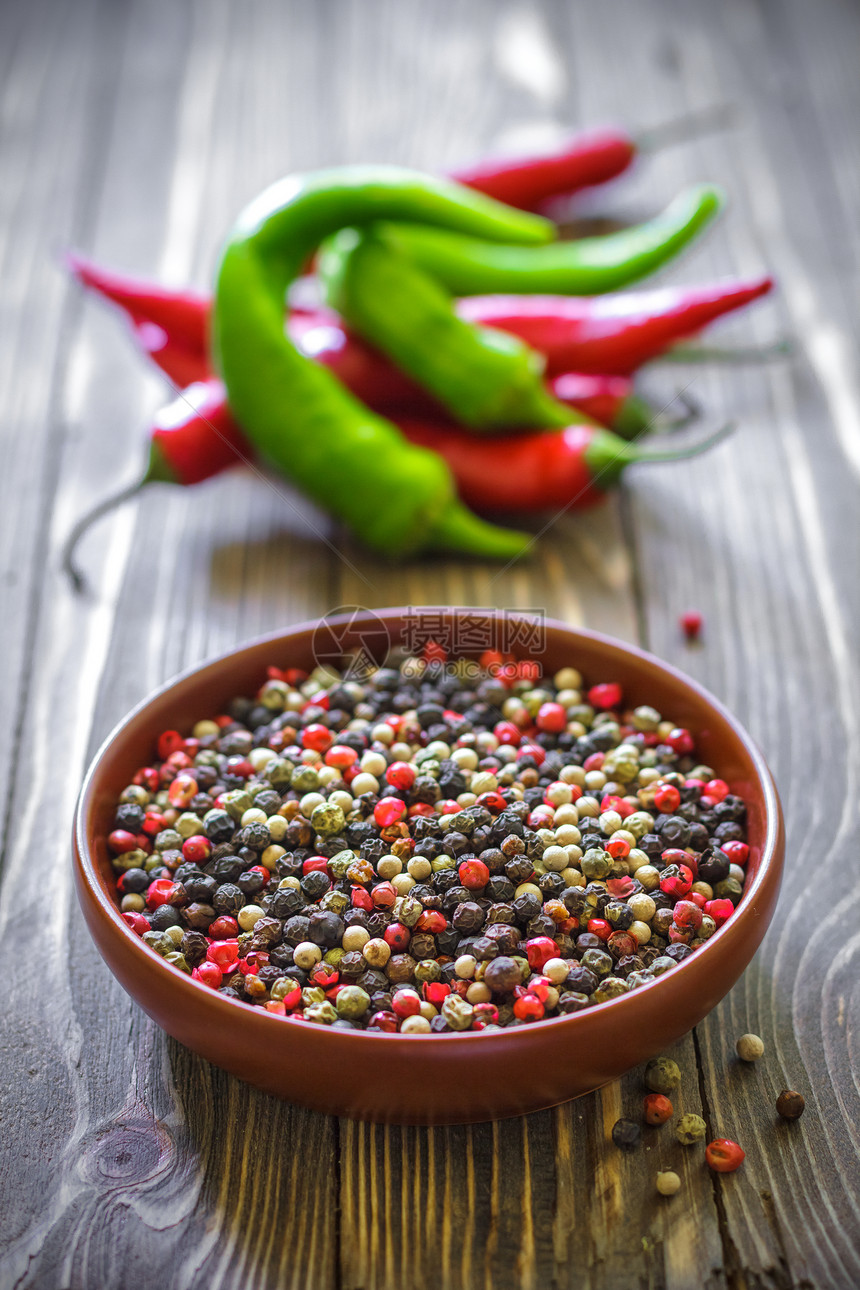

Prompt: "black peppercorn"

[483,956,521,993]
[150,905,181,930]
[301,870,330,901]
[776,1090,805,1120]
[697,847,730,884]
[505,856,533,885]
[182,902,216,930]
[452,902,485,933]
[212,883,245,916]
[308,910,345,947]
[181,930,209,966]
[564,964,598,995]
[611,1119,641,1151]
[512,892,542,922]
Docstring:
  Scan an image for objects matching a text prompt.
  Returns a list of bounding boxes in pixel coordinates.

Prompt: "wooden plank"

[613,1,860,1287]
[0,2,337,1287]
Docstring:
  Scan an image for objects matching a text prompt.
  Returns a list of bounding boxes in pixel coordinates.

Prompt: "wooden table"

[2,1,859,1285]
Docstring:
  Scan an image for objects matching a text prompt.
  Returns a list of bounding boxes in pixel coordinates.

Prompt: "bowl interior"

[80,609,776,949]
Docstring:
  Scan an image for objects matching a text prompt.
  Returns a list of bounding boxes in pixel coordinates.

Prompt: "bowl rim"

[74,608,782,1047]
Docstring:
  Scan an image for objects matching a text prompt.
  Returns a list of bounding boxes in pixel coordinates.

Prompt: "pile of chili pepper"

[62,116,776,581]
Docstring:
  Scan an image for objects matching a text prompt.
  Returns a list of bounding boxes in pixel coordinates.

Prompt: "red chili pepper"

[66,252,211,387]
[449,129,636,211]
[447,106,736,211]
[455,279,773,375]
[69,257,759,427]
[395,418,732,514]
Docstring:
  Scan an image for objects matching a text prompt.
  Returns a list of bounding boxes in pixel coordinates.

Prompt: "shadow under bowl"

[74,609,783,1125]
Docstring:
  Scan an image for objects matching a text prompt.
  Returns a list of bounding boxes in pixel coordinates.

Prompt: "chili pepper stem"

[634,103,738,154]
[425,500,532,560]
[61,440,175,592]
[660,338,793,364]
[584,421,735,486]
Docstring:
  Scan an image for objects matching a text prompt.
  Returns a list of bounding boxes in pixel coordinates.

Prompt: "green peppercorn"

[223,789,253,820]
[592,977,629,1003]
[270,976,300,1001]
[305,1000,338,1025]
[336,985,371,1019]
[265,757,295,787]
[675,1113,707,1145]
[580,848,612,880]
[714,876,743,904]
[311,801,345,837]
[644,1057,682,1094]
[328,850,356,879]
[142,930,174,957]
[291,766,320,792]
[301,986,326,1007]
[164,951,191,973]
[442,994,474,1031]
[581,948,613,979]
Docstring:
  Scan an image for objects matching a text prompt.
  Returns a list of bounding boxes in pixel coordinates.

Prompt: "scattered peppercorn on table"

[2,1,859,1288]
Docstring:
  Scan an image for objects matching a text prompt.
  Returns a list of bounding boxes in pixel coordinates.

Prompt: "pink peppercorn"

[654,783,681,813]
[423,982,451,1006]
[459,859,490,890]
[108,829,139,855]
[374,798,407,827]
[705,1139,745,1172]
[193,962,223,989]
[588,682,622,710]
[372,882,397,908]
[386,760,416,789]
[704,898,735,927]
[680,610,703,642]
[367,1011,398,1032]
[123,912,149,936]
[384,922,411,950]
[157,729,184,759]
[667,727,695,755]
[722,841,750,867]
[146,878,181,909]
[207,940,240,968]
[513,993,545,1021]
[182,835,211,864]
[525,937,559,971]
[494,720,522,745]
[660,865,693,898]
[392,989,422,1018]
[302,724,333,752]
[672,900,703,930]
[208,915,238,939]
[536,702,567,732]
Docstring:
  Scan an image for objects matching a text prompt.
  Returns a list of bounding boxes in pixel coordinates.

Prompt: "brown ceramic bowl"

[74,609,783,1125]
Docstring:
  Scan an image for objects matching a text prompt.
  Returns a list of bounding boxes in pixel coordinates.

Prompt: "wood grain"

[0,1,858,1287]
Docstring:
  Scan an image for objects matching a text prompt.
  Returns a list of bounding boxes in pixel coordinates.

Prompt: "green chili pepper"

[319,228,577,431]
[213,166,554,558]
[369,184,724,297]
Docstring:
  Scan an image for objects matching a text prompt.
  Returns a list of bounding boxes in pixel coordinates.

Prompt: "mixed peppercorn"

[108,649,751,1033]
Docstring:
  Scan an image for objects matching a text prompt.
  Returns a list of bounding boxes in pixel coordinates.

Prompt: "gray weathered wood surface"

[1,0,858,1286]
